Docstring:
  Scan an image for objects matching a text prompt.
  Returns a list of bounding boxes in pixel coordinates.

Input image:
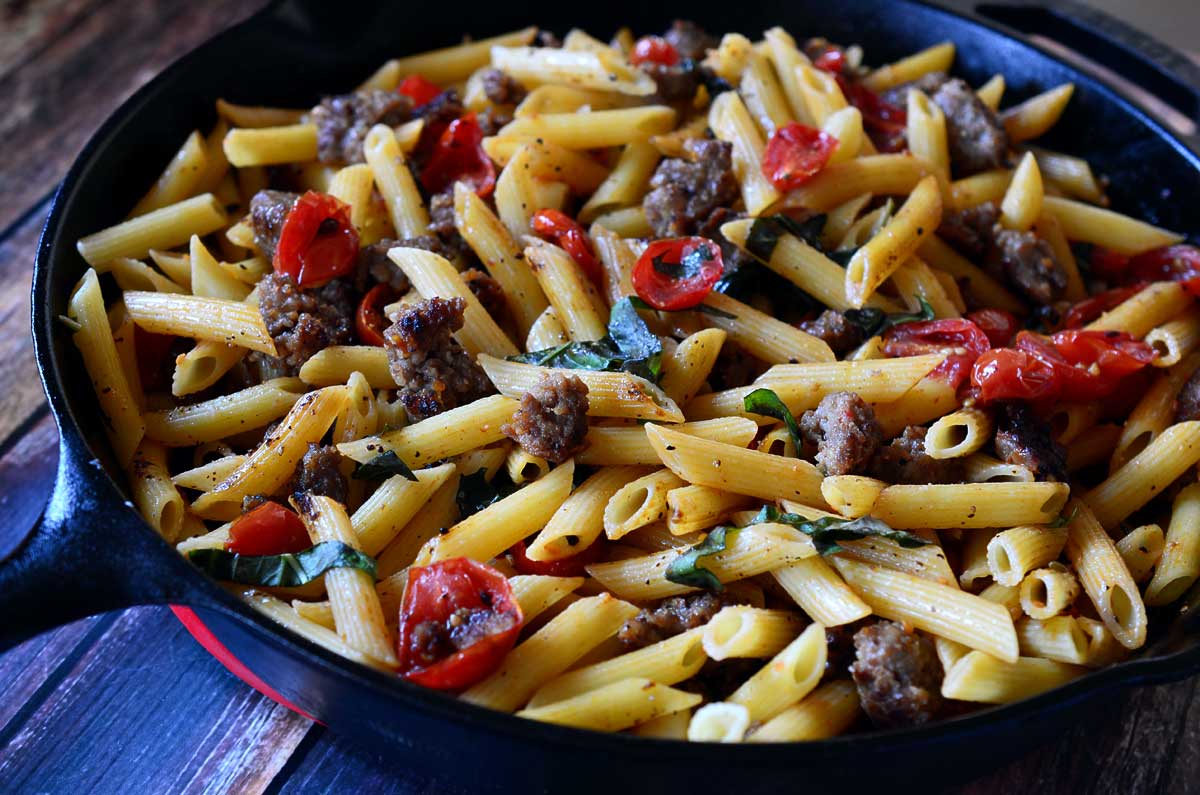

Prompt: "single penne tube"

[1044,401,1101,446]
[758,427,797,459]
[528,628,707,708]
[863,41,955,91]
[143,378,306,446]
[513,84,638,117]
[419,461,574,564]
[478,355,683,423]
[496,106,676,148]
[748,680,860,742]
[576,417,758,467]
[834,556,1019,662]
[702,607,805,660]
[524,242,609,341]
[987,525,1068,587]
[603,468,686,540]
[526,307,569,351]
[374,473,461,576]
[1032,212,1083,294]
[491,44,655,96]
[667,484,754,536]
[687,354,945,420]
[585,523,818,601]
[363,124,428,238]
[701,292,834,364]
[708,90,780,215]
[844,175,942,307]
[1115,523,1165,584]
[506,446,550,484]
[1042,195,1183,255]
[979,581,1025,622]
[1019,565,1080,619]
[462,593,639,711]
[629,709,693,740]
[976,74,1006,110]
[1064,501,1147,649]
[294,495,397,668]
[129,131,209,217]
[793,62,848,125]
[350,462,456,556]
[872,374,960,437]
[1077,616,1128,668]
[590,224,638,305]
[1145,305,1200,367]
[338,394,517,464]
[727,622,827,723]
[763,27,816,125]
[509,575,586,627]
[646,424,827,507]
[94,256,186,294]
[1085,420,1200,529]
[821,106,864,164]
[820,475,886,519]
[704,32,754,83]
[772,556,873,626]
[1001,83,1074,143]
[191,233,251,300]
[128,440,186,542]
[215,98,305,128]
[782,153,939,212]
[941,651,1085,704]
[222,124,318,167]
[1110,353,1200,471]
[481,137,611,193]
[687,702,751,743]
[835,530,957,587]
[822,193,873,249]
[924,408,994,459]
[518,678,701,732]
[999,151,1043,231]
[1084,281,1190,338]
[660,328,727,406]
[189,386,347,517]
[1016,616,1090,665]
[578,141,659,221]
[526,466,647,561]
[917,234,1026,314]
[905,90,949,180]
[871,482,1069,529]
[1145,482,1200,606]
[123,290,276,355]
[299,345,395,388]
[77,194,227,266]
[172,454,246,491]
[327,163,376,234]
[240,588,393,672]
[1027,146,1106,204]
[893,255,962,321]
[739,49,794,136]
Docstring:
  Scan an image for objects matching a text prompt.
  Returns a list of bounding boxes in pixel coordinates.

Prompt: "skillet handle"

[0,420,219,652]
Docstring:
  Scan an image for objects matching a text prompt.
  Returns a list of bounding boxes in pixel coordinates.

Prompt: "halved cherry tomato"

[966,308,1021,347]
[397,558,523,690]
[630,36,680,67]
[509,538,606,577]
[813,48,846,74]
[882,318,991,358]
[397,74,442,107]
[1090,244,1200,296]
[631,237,724,311]
[970,347,1057,403]
[531,209,603,285]
[274,191,359,286]
[356,283,398,346]
[836,75,907,152]
[930,352,980,390]
[226,502,311,556]
[1061,283,1146,329]
[1046,329,1156,396]
[419,113,496,197]
[761,123,839,191]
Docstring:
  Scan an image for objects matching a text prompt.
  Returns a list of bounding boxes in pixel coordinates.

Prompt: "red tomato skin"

[836,75,907,151]
[761,123,839,191]
[273,191,359,286]
[971,348,1058,403]
[813,49,846,74]
[630,36,681,67]
[509,539,605,577]
[419,113,496,197]
[1061,283,1146,329]
[397,74,442,107]
[631,237,725,311]
[1129,244,1200,283]
[356,283,397,347]
[966,309,1021,348]
[882,318,991,358]
[398,558,523,691]
[531,209,603,285]
[226,502,311,556]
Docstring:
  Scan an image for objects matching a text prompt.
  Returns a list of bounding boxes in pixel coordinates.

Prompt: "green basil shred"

[456,469,520,519]
[188,541,377,587]
[352,450,418,482]
[743,388,803,456]
[665,526,739,591]
[508,297,663,382]
[744,214,827,262]
[751,505,930,556]
[843,296,936,339]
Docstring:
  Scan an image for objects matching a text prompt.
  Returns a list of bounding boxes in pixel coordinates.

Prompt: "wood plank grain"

[0,616,110,736]
[0,0,269,233]
[0,410,56,563]
[0,202,52,444]
[0,607,312,795]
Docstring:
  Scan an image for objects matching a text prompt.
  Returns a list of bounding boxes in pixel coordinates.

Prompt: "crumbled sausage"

[356,238,410,292]
[618,591,731,649]
[501,372,589,464]
[851,620,944,728]
[255,272,356,373]
[994,402,1067,482]
[641,61,702,103]
[480,68,527,105]
[800,392,885,476]
[249,190,299,261]
[383,296,494,421]
[408,607,516,668]
[461,268,508,322]
[869,425,965,484]
[312,89,413,164]
[879,71,949,108]
[426,189,472,262]
[987,227,1067,305]
[643,138,739,238]
[1175,369,1200,423]
[288,443,348,503]
[930,78,1010,177]
[663,19,717,60]
[695,205,755,274]
[937,202,999,262]
[799,310,865,358]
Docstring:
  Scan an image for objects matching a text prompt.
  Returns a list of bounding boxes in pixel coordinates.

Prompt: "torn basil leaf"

[456,469,519,519]
[743,388,803,456]
[751,505,929,556]
[843,296,936,338]
[352,450,418,482]
[509,297,663,382]
[666,526,738,591]
[744,213,827,262]
[188,541,376,587]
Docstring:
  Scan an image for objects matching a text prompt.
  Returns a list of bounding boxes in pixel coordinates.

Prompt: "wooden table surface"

[0,2,1196,793]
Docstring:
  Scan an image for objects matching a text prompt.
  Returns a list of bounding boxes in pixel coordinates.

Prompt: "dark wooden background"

[0,1,1196,792]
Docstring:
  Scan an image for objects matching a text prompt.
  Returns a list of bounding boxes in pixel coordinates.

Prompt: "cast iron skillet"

[6,0,1200,789]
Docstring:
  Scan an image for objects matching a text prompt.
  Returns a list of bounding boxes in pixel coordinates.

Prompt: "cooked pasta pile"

[68,20,1199,741]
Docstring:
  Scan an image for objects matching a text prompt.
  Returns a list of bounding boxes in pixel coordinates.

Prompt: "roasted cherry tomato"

[509,538,606,577]
[761,123,839,191]
[273,191,359,286]
[397,558,523,690]
[631,236,724,311]
[813,48,846,74]
[531,209,603,285]
[1130,245,1200,295]
[836,75,907,152]
[1088,246,1133,282]
[882,318,991,358]
[419,113,496,197]
[1061,283,1146,329]
[966,308,1021,347]
[970,347,1057,403]
[356,283,398,347]
[630,36,681,67]
[226,502,311,556]
[397,74,442,107]
[930,352,980,390]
